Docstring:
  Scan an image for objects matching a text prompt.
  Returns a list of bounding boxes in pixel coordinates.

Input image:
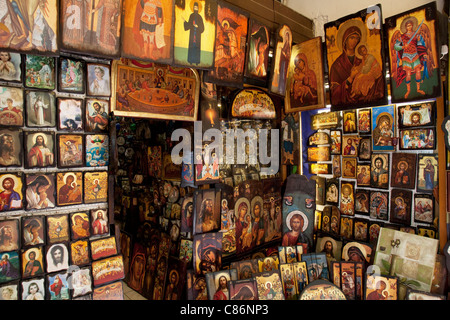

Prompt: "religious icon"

[355,189,370,215]
[0,219,20,253]
[340,181,355,216]
[61,0,122,58]
[358,137,371,160]
[57,134,84,168]
[93,281,124,300]
[286,37,325,112]
[21,277,46,300]
[269,24,292,96]
[299,279,346,300]
[339,216,353,239]
[354,218,369,242]
[0,128,21,167]
[69,266,93,299]
[369,191,389,220]
[311,111,341,130]
[357,108,371,134]
[324,4,387,110]
[25,173,55,210]
[56,172,83,206]
[128,243,146,293]
[122,0,173,64]
[416,153,438,193]
[391,153,417,189]
[57,98,83,131]
[46,272,70,300]
[90,236,117,261]
[244,18,270,85]
[194,188,220,235]
[25,131,55,169]
[399,128,435,150]
[193,232,222,275]
[385,2,441,103]
[254,270,285,300]
[0,86,24,127]
[205,269,238,300]
[414,193,434,224]
[343,110,357,133]
[70,239,90,266]
[87,63,111,97]
[398,100,435,128]
[0,282,19,300]
[164,257,187,300]
[85,99,109,132]
[22,216,45,247]
[325,179,339,205]
[92,255,125,287]
[315,236,343,267]
[307,146,330,162]
[330,130,342,155]
[342,157,357,179]
[173,0,217,69]
[370,153,390,189]
[229,278,258,300]
[340,261,356,300]
[58,56,86,94]
[356,164,371,187]
[390,188,412,225]
[24,55,55,90]
[46,214,70,244]
[372,105,395,151]
[231,88,276,119]
[21,246,45,279]
[203,1,249,87]
[342,136,358,157]
[365,274,398,300]
[194,142,220,185]
[111,59,199,121]
[84,171,108,203]
[0,0,58,54]
[91,209,109,236]
[70,212,90,240]
[25,91,56,128]
[45,243,70,273]
[86,134,109,167]
[332,155,341,178]
[0,173,23,212]
[0,52,22,83]
[301,252,329,281]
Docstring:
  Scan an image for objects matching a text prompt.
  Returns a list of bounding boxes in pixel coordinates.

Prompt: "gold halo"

[342,242,368,261]
[354,43,367,60]
[63,172,77,185]
[71,212,87,223]
[376,112,393,127]
[336,18,367,53]
[0,174,19,191]
[94,209,106,218]
[397,161,408,170]
[285,210,308,232]
[25,247,41,261]
[190,0,202,13]
[400,16,418,34]
[31,132,48,146]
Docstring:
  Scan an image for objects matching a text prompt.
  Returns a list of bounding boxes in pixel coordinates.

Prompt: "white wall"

[285,0,445,38]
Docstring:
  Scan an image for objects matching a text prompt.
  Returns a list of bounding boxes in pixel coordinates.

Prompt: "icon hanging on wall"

[57,134,84,168]
[0,128,22,168]
[269,24,292,96]
[56,172,83,206]
[324,4,387,111]
[25,91,56,128]
[111,59,199,121]
[244,18,271,86]
[0,86,24,127]
[173,0,217,69]
[24,55,56,90]
[84,171,108,204]
[58,56,86,94]
[385,2,441,103]
[60,0,122,58]
[25,173,56,211]
[0,52,22,83]
[203,0,249,88]
[0,0,59,55]
[0,172,23,212]
[121,0,174,64]
[285,37,325,112]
